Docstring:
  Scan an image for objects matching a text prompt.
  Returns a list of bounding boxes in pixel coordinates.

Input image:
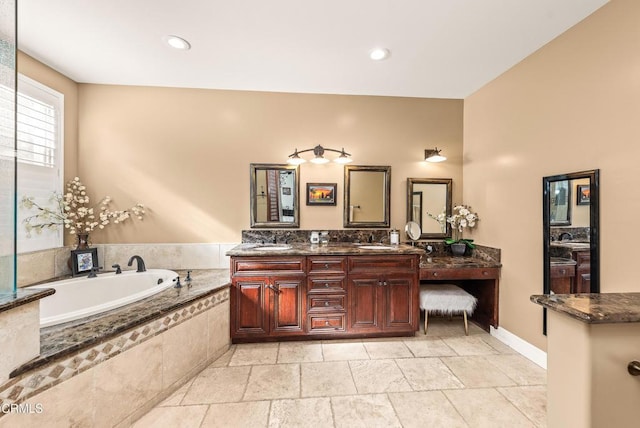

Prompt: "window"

[15,74,64,253]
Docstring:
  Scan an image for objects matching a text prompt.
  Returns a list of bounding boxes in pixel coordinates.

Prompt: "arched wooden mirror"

[542,169,599,333]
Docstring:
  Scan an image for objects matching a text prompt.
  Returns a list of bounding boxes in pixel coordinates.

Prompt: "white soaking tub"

[33,269,178,327]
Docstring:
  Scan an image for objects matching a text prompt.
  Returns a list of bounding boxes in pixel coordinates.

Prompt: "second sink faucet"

[127,255,146,272]
[558,232,573,241]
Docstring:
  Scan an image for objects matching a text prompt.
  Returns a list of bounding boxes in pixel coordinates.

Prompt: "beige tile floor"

[133,318,547,428]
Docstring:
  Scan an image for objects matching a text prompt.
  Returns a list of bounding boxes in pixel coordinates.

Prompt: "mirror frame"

[542,169,600,333]
[343,165,391,228]
[406,178,452,239]
[250,163,300,228]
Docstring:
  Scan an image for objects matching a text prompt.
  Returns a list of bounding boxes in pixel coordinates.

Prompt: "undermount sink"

[256,245,292,251]
[358,245,396,250]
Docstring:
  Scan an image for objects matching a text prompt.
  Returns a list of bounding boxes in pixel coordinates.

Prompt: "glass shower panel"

[0,0,17,294]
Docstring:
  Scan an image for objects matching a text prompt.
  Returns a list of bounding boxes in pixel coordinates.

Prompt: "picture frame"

[307,183,337,206]
[71,248,98,277]
[577,184,590,205]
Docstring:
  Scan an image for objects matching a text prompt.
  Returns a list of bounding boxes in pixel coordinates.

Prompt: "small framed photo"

[577,184,590,205]
[307,183,337,206]
[71,248,98,277]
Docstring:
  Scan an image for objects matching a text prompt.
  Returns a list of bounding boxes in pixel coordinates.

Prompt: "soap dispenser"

[390,229,399,245]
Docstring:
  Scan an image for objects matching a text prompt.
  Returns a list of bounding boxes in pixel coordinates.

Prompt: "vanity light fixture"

[424,148,447,163]
[287,145,353,165]
[369,48,390,61]
[163,35,191,50]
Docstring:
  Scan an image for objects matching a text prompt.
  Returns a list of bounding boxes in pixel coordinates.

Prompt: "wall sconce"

[424,148,447,163]
[288,144,352,165]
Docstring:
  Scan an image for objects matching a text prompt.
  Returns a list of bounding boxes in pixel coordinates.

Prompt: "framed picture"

[577,184,590,205]
[71,248,98,276]
[307,183,337,206]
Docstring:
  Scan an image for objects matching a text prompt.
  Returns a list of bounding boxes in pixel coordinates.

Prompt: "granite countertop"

[531,293,640,324]
[0,288,55,315]
[420,256,502,269]
[550,241,591,250]
[226,242,425,256]
[12,269,230,377]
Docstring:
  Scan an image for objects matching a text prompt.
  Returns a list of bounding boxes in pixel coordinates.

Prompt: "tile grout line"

[495,385,544,428]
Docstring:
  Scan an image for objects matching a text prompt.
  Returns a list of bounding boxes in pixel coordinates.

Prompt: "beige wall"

[464,0,640,350]
[77,84,463,243]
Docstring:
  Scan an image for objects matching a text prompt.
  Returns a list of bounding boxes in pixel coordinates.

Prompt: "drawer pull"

[324,301,330,306]
[324,263,329,269]
[432,272,438,277]
[628,361,640,376]
[325,321,330,326]
[483,271,488,276]
[324,283,330,288]
[560,269,566,275]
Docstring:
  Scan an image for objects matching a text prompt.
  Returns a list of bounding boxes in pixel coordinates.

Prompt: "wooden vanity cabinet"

[230,253,420,342]
[550,264,575,294]
[573,251,591,293]
[231,257,306,340]
[348,255,419,334]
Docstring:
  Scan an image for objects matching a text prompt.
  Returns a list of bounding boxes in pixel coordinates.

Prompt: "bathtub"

[34,269,178,327]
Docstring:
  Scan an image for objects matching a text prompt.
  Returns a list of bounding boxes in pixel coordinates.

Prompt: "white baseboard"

[490,326,547,369]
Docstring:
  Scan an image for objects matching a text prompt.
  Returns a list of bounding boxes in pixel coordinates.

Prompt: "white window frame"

[16,74,64,253]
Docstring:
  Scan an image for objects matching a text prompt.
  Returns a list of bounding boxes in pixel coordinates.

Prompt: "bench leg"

[424,310,428,335]
[463,311,469,336]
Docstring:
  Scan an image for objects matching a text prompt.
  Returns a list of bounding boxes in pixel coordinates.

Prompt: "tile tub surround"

[0,269,231,427]
[16,243,237,287]
[531,292,640,323]
[132,318,547,428]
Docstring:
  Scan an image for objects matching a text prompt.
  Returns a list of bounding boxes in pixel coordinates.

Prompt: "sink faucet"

[558,232,573,241]
[127,255,146,272]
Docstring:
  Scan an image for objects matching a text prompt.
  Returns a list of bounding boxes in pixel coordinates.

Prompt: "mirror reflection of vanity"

[250,163,300,228]
[343,165,391,228]
[543,169,600,331]
[406,178,452,239]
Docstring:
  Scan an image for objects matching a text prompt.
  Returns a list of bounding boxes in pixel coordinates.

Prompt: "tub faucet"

[112,264,122,274]
[88,266,102,278]
[127,255,146,272]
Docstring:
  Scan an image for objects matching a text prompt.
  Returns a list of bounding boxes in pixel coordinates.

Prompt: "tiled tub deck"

[0,269,231,428]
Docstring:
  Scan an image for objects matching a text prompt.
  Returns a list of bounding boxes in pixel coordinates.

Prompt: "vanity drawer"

[308,295,346,312]
[420,267,500,280]
[232,257,305,275]
[308,256,347,274]
[308,314,346,332]
[550,265,575,278]
[308,276,346,293]
[348,255,418,273]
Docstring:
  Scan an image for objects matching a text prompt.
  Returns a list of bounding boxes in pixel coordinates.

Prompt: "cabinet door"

[232,277,269,336]
[270,276,305,334]
[383,274,415,331]
[348,276,381,332]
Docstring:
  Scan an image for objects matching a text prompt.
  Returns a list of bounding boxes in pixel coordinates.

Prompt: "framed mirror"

[542,169,599,333]
[343,165,391,228]
[406,178,452,239]
[250,163,300,228]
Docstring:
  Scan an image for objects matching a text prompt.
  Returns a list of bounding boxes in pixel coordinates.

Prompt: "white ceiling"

[17,0,608,99]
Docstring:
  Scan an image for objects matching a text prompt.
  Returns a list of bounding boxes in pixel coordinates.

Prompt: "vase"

[451,242,466,256]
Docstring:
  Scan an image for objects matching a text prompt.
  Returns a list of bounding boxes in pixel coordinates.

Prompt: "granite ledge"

[0,288,55,315]
[11,269,230,378]
[531,293,640,324]
[420,256,502,269]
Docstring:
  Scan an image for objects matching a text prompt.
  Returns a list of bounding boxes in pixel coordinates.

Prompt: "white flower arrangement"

[445,204,479,247]
[20,177,145,237]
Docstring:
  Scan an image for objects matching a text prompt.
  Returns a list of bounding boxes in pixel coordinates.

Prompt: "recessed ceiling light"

[369,48,390,61]
[164,35,191,50]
